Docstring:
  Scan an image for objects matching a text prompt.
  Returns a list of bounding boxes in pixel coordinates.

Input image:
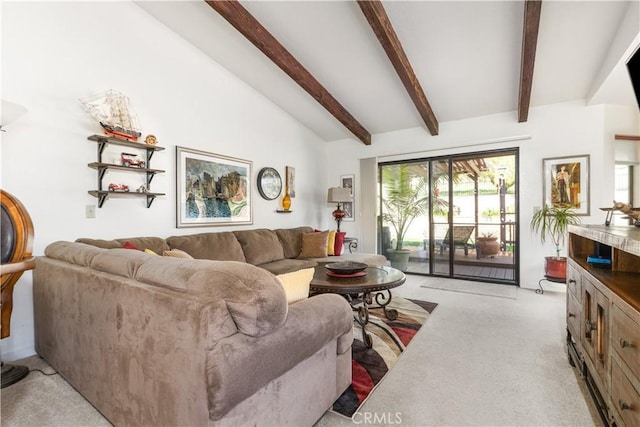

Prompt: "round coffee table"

[310,265,406,348]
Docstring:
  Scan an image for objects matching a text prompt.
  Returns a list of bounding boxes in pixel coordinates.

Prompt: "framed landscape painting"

[176,146,253,227]
[543,154,590,215]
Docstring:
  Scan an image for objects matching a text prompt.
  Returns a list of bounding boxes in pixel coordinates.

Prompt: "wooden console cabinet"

[567,225,640,427]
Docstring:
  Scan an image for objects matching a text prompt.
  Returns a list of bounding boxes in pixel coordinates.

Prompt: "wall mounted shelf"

[87,134,165,208]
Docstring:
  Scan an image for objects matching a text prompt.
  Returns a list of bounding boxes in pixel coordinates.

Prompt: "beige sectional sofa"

[33,227,387,426]
[74,226,387,275]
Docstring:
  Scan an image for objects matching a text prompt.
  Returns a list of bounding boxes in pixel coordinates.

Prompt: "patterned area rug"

[332,297,437,418]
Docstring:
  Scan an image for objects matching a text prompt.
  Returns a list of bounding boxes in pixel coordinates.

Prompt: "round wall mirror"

[257,167,282,200]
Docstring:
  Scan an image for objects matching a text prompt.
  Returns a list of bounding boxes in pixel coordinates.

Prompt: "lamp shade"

[327,187,352,203]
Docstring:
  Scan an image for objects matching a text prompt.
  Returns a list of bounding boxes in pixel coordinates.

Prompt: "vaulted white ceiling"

[136,1,640,143]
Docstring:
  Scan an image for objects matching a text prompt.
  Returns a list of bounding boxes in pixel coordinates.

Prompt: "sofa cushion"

[75,237,170,255]
[134,257,288,337]
[166,232,246,262]
[257,258,317,275]
[327,230,337,256]
[162,249,193,259]
[233,229,284,266]
[275,227,314,259]
[276,267,314,304]
[45,241,105,267]
[299,231,329,258]
[334,231,346,256]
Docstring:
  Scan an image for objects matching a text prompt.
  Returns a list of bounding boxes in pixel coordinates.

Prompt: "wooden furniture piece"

[87,134,165,208]
[310,265,405,348]
[566,225,640,427]
[435,225,475,256]
[1,189,35,388]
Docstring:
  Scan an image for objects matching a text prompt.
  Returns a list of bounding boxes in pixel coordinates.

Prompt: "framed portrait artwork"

[176,146,253,227]
[340,174,355,221]
[285,166,296,197]
[542,154,590,215]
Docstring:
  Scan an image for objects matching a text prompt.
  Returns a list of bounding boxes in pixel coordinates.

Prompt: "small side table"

[343,237,358,253]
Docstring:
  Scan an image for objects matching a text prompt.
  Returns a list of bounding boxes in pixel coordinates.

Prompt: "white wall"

[325,101,639,290]
[1,1,328,359]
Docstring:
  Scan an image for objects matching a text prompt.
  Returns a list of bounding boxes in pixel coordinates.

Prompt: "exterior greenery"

[530,204,581,258]
[381,164,429,251]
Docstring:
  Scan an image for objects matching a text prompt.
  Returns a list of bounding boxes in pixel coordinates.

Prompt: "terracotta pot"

[545,256,567,280]
[476,237,500,258]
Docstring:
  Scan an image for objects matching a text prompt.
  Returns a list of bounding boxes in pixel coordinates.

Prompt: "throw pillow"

[327,230,337,256]
[276,268,314,304]
[299,231,329,258]
[144,248,159,255]
[123,241,139,250]
[334,231,346,256]
[162,249,194,259]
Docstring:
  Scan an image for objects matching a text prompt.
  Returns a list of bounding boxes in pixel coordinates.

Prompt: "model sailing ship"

[80,90,142,142]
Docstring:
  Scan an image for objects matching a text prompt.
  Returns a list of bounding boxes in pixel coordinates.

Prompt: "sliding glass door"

[379,149,519,285]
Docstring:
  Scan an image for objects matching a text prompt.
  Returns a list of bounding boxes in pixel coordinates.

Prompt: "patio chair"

[437,225,475,256]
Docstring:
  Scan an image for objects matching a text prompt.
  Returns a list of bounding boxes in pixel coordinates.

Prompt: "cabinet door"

[566,264,581,300]
[593,288,609,384]
[581,278,597,363]
[611,304,640,380]
[567,292,581,341]
[611,358,640,427]
[582,276,609,387]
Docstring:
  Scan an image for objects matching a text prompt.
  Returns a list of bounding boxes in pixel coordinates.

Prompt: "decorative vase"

[282,187,291,211]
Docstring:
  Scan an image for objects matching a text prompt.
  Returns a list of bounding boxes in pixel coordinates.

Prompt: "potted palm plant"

[381,164,428,271]
[530,204,581,280]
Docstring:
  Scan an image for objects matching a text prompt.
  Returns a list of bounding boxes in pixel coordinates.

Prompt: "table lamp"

[327,187,352,232]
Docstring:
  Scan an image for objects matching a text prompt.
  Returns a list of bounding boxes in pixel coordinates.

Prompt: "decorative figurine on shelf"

[601,201,640,227]
[144,134,157,146]
[108,183,129,192]
[79,90,142,142]
[121,152,146,169]
[136,185,148,193]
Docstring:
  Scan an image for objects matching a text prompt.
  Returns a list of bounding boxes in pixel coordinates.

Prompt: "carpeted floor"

[420,277,518,299]
[332,297,437,417]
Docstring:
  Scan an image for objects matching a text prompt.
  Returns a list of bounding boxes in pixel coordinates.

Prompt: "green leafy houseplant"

[530,204,581,258]
[381,164,429,252]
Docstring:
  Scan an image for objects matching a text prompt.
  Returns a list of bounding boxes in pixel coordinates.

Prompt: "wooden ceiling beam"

[205,0,371,145]
[615,134,640,141]
[518,0,542,123]
[357,0,439,136]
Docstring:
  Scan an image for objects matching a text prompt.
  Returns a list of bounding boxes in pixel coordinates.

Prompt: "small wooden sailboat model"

[80,90,142,141]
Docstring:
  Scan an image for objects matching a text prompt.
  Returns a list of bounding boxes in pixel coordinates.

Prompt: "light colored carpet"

[0,357,110,426]
[2,275,598,427]
[420,275,518,299]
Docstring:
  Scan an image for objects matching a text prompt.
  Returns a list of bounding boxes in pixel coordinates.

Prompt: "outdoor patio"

[405,247,516,281]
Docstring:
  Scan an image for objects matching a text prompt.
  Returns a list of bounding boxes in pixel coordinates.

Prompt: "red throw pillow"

[123,241,139,250]
[334,232,346,256]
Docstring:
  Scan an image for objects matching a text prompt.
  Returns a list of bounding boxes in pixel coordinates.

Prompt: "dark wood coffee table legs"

[310,265,406,348]
[349,289,398,348]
